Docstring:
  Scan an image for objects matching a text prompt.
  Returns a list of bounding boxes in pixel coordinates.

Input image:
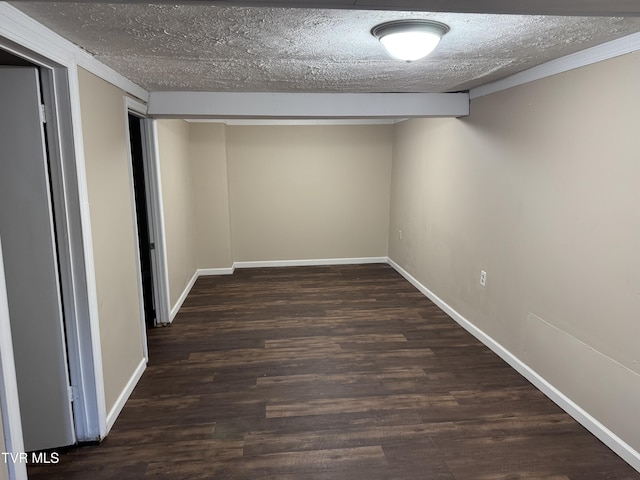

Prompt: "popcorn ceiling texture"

[11,2,640,92]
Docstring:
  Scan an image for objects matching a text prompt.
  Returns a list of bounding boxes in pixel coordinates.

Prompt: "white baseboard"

[169,270,199,322]
[197,267,235,276]
[387,258,640,473]
[170,257,387,320]
[159,257,389,315]
[105,357,146,434]
[233,257,388,269]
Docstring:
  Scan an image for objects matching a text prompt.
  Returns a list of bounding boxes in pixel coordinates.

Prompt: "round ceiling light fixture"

[371,19,449,62]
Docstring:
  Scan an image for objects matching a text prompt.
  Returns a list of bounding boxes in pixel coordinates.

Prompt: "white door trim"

[125,98,150,361]
[61,61,108,441]
[0,16,109,442]
[125,98,170,327]
[148,120,171,325]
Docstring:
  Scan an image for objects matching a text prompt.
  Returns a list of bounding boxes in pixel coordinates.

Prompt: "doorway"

[128,112,157,328]
[0,41,106,460]
[0,64,76,451]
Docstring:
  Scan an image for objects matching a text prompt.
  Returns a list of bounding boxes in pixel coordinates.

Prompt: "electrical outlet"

[480,270,487,287]
[398,229,403,240]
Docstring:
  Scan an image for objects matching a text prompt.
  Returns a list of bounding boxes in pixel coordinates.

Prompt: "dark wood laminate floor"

[29,264,640,479]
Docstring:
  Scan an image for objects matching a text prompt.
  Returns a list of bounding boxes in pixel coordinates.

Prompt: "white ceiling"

[10,1,640,94]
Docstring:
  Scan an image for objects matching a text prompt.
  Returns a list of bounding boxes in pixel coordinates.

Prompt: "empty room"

[0,1,639,479]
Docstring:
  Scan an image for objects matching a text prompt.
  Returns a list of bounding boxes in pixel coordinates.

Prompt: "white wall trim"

[198,267,235,276]
[0,3,148,102]
[470,31,640,99]
[105,357,146,434]
[233,257,388,269]
[387,257,640,473]
[185,118,407,126]
[0,238,27,480]
[66,63,108,440]
[170,270,199,322]
[75,49,147,103]
[170,258,388,320]
[125,97,147,117]
[0,32,108,441]
[149,121,171,325]
[137,116,171,328]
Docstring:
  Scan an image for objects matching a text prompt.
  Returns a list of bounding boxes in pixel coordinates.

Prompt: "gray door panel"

[0,66,75,451]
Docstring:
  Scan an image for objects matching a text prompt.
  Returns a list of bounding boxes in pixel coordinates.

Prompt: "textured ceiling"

[10,2,640,93]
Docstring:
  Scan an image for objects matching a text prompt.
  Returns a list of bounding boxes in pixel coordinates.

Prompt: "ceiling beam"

[147,92,469,119]
[68,1,640,17]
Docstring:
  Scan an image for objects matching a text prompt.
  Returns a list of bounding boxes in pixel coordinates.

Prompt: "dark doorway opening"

[128,113,156,328]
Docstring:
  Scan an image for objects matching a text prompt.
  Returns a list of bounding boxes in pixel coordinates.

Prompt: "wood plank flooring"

[28,264,640,479]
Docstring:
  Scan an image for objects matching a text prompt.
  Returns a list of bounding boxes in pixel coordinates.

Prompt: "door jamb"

[0,40,107,444]
[125,98,170,331]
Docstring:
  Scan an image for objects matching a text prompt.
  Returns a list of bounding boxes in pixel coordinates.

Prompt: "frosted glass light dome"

[372,20,449,62]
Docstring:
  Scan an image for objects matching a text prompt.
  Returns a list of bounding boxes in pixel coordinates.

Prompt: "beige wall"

[227,125,393,262]
[158,122,392,310]
[157,120,198,306]
[77,68,145,413]
[388,51,640,452]
[189,123,233,269]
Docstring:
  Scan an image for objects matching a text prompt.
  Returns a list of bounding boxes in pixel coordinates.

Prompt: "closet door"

[0,66,75,451]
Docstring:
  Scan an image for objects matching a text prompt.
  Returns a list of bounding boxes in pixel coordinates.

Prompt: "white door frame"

[0,3,155,450]
[125,98,171,330]
[124,100,171,382]
[0,11,108,444]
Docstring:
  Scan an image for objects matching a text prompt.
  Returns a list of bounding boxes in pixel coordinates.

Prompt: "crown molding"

[471,31,640,99]
[0,3,148,102]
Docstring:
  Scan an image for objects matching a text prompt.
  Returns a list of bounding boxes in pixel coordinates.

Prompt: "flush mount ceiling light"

[371,19,449,62]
